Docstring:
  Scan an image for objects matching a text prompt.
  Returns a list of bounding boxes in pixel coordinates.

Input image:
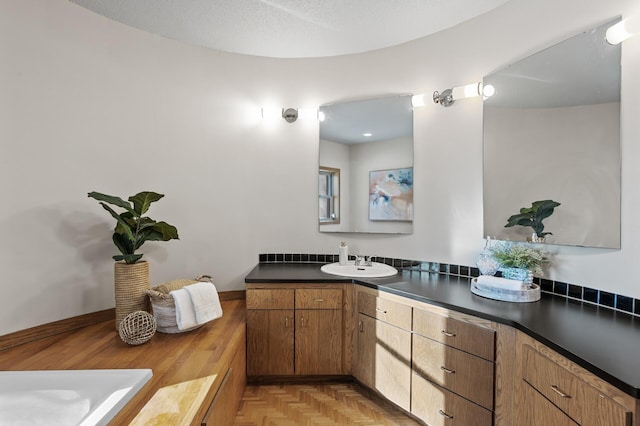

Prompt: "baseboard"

[0,308,115,352]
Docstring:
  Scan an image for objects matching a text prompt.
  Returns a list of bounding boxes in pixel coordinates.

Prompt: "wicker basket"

[145,275,212,334]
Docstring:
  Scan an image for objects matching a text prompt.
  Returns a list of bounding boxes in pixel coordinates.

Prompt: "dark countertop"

[246,263,640,398]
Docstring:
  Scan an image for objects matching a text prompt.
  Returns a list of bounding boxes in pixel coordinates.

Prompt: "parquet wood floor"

[233,382,421,426]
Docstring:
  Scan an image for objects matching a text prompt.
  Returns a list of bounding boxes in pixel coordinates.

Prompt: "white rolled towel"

[476,275,525,291]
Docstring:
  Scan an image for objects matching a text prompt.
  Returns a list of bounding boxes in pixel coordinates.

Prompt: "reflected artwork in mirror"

[319,95,413,234]
[483,18,621,248]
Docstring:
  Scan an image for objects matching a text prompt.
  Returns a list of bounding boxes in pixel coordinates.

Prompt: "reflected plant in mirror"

[319,95,414,234]
[483,18,621,248]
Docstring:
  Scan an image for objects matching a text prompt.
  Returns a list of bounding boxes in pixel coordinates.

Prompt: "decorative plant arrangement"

[88,190,179,329]
[505,199,561,241]
[88,191,179,264]
[491,242,548,277]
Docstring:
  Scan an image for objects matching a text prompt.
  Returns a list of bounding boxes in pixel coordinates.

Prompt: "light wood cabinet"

[515,332,633,426]
[411,305,496,424]
[354,289,412,411]
[412,333,494,410]
[202,336,247,426]
[413,306,495,361]
[246,285,345,377]
[412,372,493,426]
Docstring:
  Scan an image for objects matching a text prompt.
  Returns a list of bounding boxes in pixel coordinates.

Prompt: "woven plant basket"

[114,261,150,331]
[145,275,212,334]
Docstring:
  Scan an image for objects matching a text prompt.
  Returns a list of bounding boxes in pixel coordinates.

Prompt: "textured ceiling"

[69,0,510,58]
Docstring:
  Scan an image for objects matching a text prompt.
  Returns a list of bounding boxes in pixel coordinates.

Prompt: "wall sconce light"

[282,108,298,123]
[431,82,495,107]
[606,14,640,45]
[261,107,319,123]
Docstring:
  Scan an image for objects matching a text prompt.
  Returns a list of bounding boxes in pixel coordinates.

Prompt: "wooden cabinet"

[411,305,496,424]
[413,306,495,361]
[246,285,345,377]
[412,373,493,426]
[202,336,247,426]
[515,332,633,426]
[354,289,412,411]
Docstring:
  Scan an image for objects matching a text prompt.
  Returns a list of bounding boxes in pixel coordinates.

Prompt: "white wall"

[1,0,639,334]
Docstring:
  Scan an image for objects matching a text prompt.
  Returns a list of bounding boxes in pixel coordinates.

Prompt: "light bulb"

[482,84,496,98]
[606,15,640,45]
[411,94,427,107]
[452,83,481,100]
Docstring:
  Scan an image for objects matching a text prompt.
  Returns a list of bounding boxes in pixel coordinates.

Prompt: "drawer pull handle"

[301,317,305,327]
[441,330,456,337]
[268,299,277,303]
[376,308,388,314]
[359,321,364,332]
[438,409,454,420]
[314,298,325,302]
[285,317,289,328]
[440,366,456,374]
[551,385,572,399]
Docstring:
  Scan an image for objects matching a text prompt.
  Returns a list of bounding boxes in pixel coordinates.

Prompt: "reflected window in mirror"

[482,18,621,248]
[319,167,340,225]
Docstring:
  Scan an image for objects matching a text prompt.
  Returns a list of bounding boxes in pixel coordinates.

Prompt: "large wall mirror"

[483,18,621,248]
[319,95,414,234]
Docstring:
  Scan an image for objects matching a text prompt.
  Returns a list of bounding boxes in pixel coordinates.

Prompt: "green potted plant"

[491,242,548,283]
[505,199,561,242]
[88,191,179,329]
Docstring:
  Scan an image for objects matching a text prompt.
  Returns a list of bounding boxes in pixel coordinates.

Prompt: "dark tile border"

[258,253,639,318]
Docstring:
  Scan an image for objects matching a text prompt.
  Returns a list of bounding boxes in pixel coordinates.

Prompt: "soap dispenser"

[339,242,348,265]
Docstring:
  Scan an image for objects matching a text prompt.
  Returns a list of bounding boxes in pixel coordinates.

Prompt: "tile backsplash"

[258,253,639,317]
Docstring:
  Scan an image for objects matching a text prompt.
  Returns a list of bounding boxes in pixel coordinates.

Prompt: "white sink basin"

[321,261,398,278]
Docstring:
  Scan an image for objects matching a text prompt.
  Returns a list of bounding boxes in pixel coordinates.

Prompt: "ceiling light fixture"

[606,14,640,45]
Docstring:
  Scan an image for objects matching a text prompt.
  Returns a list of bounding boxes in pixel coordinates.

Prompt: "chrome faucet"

[354,256,374,267]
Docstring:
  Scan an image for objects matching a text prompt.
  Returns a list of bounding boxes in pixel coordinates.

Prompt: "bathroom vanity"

[245,263,640,426]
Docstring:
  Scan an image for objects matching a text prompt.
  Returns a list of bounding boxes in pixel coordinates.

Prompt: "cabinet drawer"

[413,307,495,360]
[517,381,578,426]
[357,290,412,330]
[246,289,295,309]
[413,334,494,410]
[522,345,582,423]
[411,372,493,426]
[296,288,342,309]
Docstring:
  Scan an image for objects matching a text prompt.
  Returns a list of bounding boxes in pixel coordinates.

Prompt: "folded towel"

[185,281,223,325]
[170,288,198,331]
[477,275,525,291]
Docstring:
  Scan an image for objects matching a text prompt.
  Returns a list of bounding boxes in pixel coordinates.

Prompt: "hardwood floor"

[233,382,421,426]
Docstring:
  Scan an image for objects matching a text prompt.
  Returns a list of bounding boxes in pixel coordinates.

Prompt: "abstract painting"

[369,167,414,221]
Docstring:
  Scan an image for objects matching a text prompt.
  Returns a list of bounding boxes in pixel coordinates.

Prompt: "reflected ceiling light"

[433,82,482,107]
[606,14,640,45]
[318,111,326,122]
[363,133,373,137]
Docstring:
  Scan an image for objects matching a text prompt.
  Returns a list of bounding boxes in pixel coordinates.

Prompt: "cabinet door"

[246,309,294,376]
[516,381,578,426]
[355,313,411,411]
[295,309,343,375]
